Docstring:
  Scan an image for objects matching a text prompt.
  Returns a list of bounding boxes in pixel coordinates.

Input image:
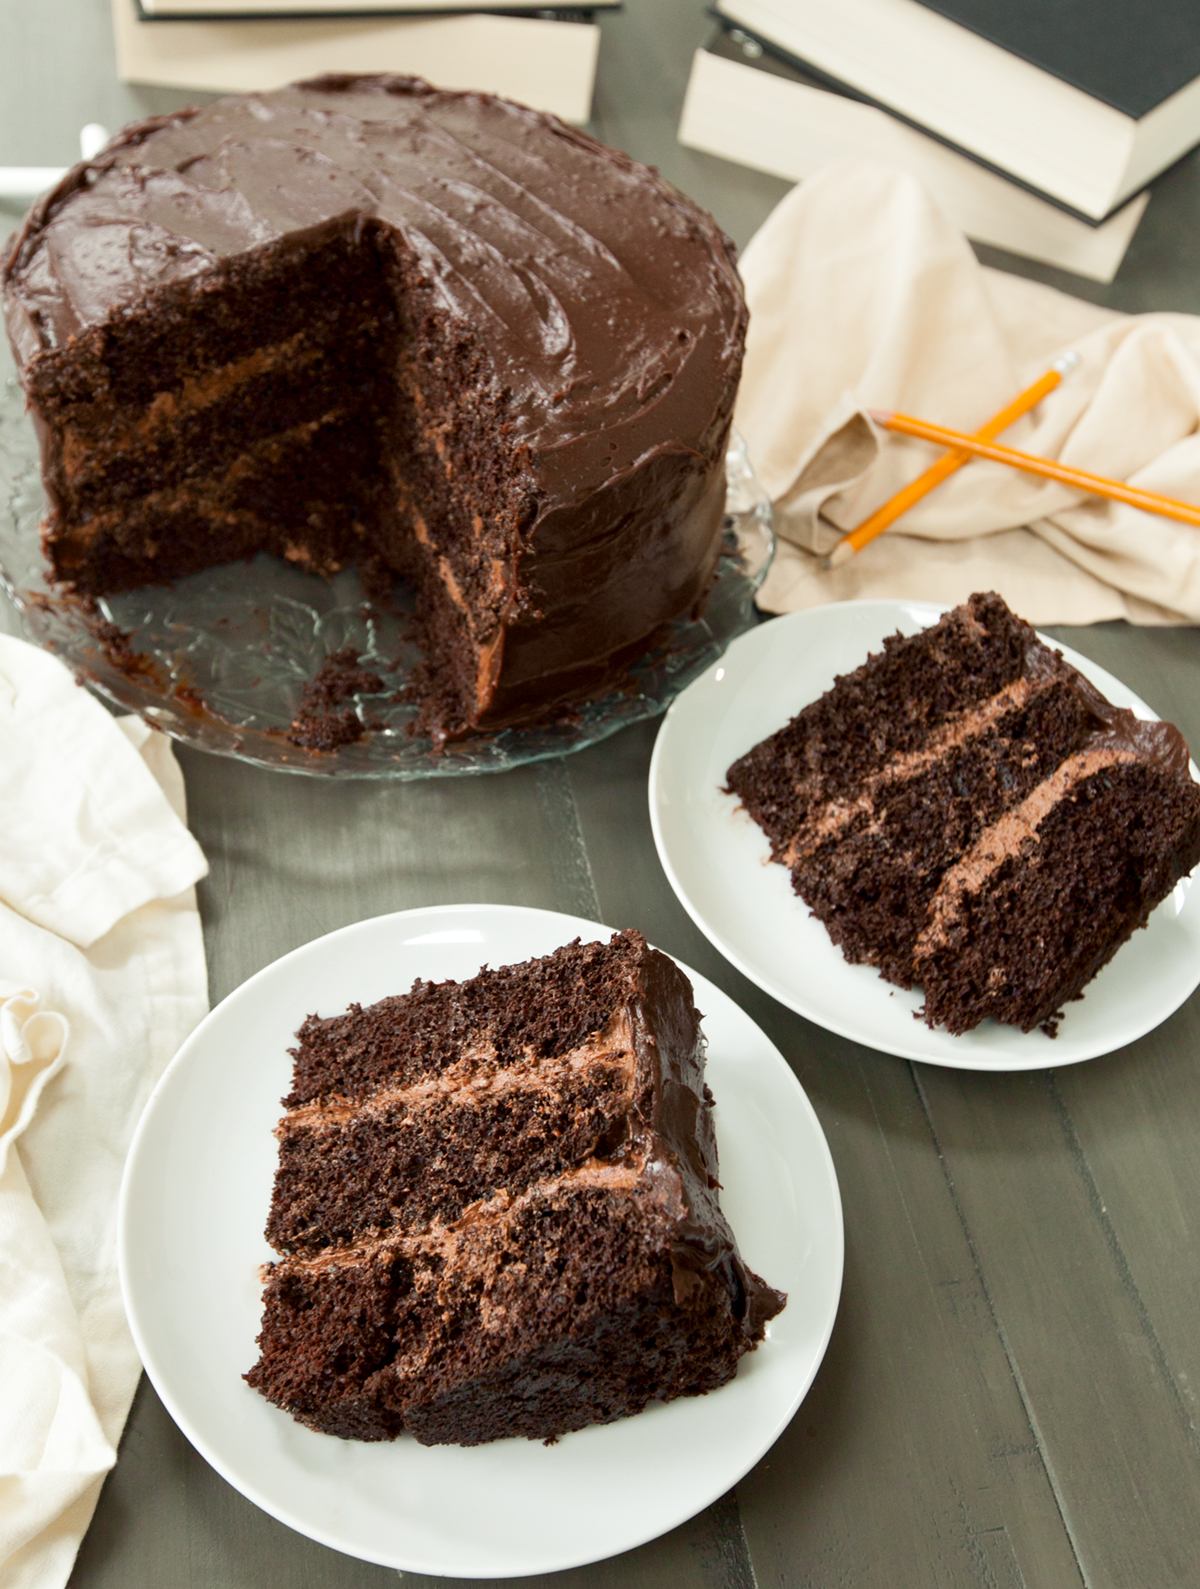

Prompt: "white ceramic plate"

[649,600,1200,1071]
[118,903,843,1578]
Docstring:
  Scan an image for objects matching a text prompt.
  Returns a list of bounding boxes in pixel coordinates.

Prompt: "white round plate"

[649,600,1200,1071]
[118,903,843,1578]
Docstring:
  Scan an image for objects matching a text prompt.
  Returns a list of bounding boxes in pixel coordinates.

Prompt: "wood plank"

[567,722,1086,1589]
[1055,1016,1200,1449]
[76,1381,755,1589]
[911,614,1200,1588]
[67,743,755,1588]
[178,751,601,1001]
[71,1379,397,1588]
[738,1037,1085,1589]
[915,1033,1200,1589]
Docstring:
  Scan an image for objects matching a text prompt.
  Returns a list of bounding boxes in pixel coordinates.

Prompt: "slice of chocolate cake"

[245,930,784,1445]
[727,593,1200,1036]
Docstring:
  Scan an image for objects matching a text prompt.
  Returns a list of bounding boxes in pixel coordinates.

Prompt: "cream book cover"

[137,0,618,13]
[680,45,1148,283]
[111,0,599,123]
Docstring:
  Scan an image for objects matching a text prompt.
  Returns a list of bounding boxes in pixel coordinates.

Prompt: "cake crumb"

[289,647,384,751]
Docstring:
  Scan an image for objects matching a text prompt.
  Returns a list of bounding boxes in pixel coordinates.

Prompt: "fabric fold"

[0,637,209,1589]
[734,160,1200,625]
[0,989,69,1179]
[0,637,208,948]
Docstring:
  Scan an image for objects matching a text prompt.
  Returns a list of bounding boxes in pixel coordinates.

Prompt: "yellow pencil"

[823,352,1078,571]
[867,408,1200,529]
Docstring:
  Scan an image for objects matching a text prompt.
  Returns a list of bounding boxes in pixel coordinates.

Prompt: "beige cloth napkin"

[736,159,1200,625]
[0,636,209,1589]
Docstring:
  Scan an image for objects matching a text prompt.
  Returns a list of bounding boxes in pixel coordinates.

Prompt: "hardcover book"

[135,0,616,17]
[713,0,1200,221]
[112,0,600,122]
[679,27,1148,283]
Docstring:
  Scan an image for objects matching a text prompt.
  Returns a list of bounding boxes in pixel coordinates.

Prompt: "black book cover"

[918,0,1200,120]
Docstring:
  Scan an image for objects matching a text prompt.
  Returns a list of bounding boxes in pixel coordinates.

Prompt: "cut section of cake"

[2,76,746,745]
[726,592,1200,1036]
[245,930,785,1445]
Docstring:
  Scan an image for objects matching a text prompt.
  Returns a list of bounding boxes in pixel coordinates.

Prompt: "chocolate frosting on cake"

[247,930,784,1445]
[5,77,743,502]
[3,77,747,740]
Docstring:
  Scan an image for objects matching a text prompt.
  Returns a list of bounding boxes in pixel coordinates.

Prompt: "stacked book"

[680,0,1200,282]
[112,0,607,123]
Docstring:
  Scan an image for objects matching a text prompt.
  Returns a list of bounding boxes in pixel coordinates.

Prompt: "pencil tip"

[823,542,854,571]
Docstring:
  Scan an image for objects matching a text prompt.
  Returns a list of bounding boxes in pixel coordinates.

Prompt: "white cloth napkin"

[0,636,209,1589]
[735,159,1200,625]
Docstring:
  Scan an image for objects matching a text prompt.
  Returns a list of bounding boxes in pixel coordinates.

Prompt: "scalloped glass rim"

[0,377,774,779]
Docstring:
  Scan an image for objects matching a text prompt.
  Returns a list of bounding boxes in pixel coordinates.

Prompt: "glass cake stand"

[0,373,774,778]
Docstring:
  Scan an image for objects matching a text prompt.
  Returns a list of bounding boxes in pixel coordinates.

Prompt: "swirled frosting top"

[3,75,746,493]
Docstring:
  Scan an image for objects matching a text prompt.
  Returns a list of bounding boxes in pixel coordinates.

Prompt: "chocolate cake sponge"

[727,593,1200,1036]
[1,76,746,744]
[245,930,785,1445]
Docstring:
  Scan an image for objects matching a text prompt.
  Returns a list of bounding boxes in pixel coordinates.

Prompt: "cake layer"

[285,932,655,1106]
[916,742,1200,1034]
[54,333,320,487]
[727,593,1200,1036]
[247,929,786,1444]
[27,221,404,592]
[54,349,378,518]
[267,1023,637,1253]
[51,413,389,588]
[249,1170,767,1446]
[785,665,1099,985]
[727,592,1035,847]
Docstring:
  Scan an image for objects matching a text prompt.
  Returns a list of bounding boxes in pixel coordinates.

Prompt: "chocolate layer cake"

[245,930,784,1445]
[1,77,745,743]
[727,593,1200,1036]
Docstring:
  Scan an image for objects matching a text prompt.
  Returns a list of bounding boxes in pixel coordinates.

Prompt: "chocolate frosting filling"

[914,683,1195,958]
[266,937,784,1341]
[775,633,1193,869]
[621,943,784,1331]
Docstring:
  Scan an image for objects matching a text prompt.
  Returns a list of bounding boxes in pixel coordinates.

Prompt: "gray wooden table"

[4,2,1200,1585]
